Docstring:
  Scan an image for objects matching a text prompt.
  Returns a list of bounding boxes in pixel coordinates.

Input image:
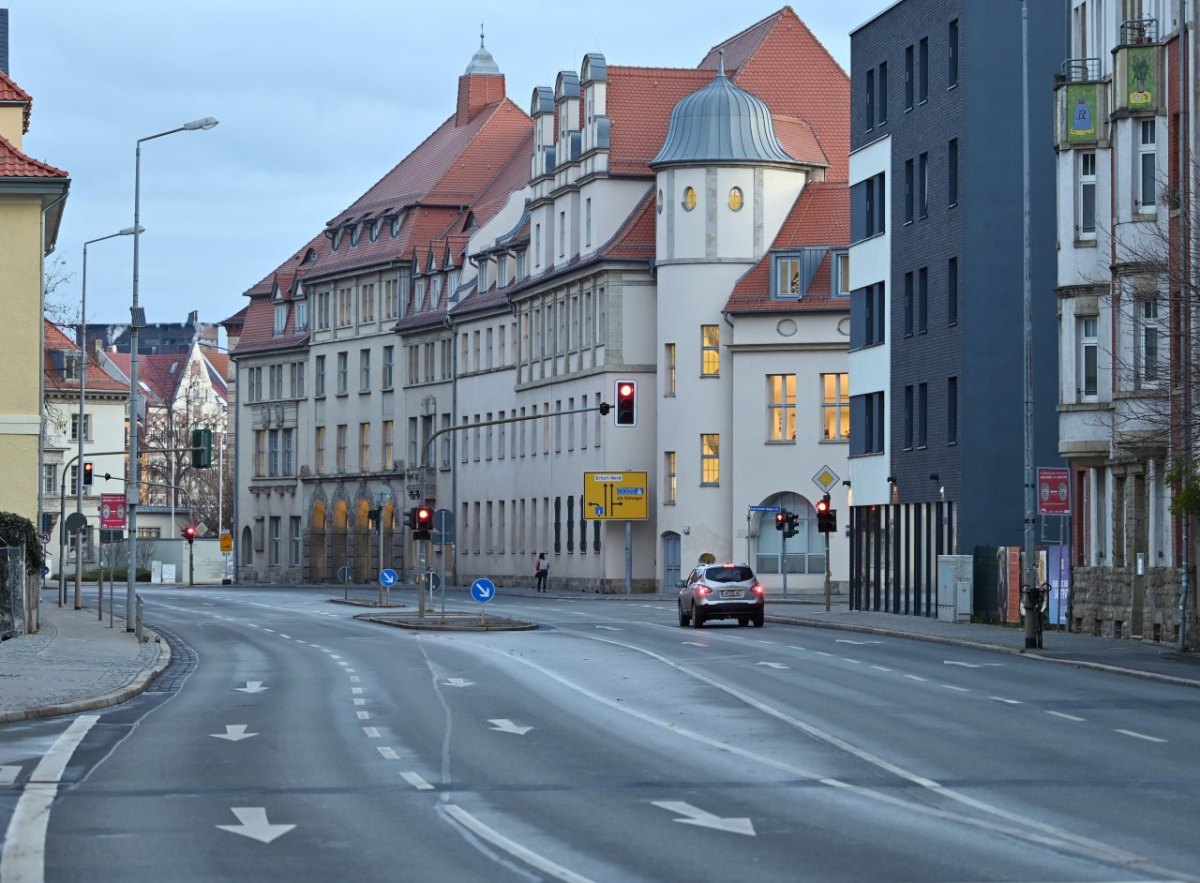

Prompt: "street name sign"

[583,471,649,520]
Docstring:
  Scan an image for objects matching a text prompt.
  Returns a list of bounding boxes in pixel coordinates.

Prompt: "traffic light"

[192,428,213,468]
[615,379,637,426]
[816,494,837,533]
[82,461,94,486]
[404,507,417,530]
[786,512,800,538]
[414,506,433,540]
[775,510,787,531]
[183,525,197,545]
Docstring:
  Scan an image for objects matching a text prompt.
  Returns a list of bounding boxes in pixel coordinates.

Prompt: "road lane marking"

[1116,729,1167,743]
[1,715,99,881]
[903,674,927,682]
[357,712,370,720]
[941,685,970,692]
[349,676,360,683]
[352,687,364,694]
[442,804,595,883]
[989,696,1022,705]
[0,766,19,786]
[377,747,399,760]
[488,719,534,735]
[236,681,268,693]
[651,800,755,836]
[363,727,381,738]
[216,807,295,844]
[871,665,893,672]
[210,725,258,742]
[842,658,862,664]
[401,772,434,790]
[1046,711,1086,722]
[756,662,788,670]
[353,698,366,706]
[815,651,833,657]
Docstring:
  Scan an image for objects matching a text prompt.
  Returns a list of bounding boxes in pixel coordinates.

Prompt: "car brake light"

[695,585,709,595]
[752,583,764,595]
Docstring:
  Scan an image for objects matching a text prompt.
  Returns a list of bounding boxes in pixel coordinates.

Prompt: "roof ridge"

[702,7,784,61]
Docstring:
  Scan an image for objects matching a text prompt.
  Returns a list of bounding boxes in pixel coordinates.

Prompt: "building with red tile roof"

[0,34,69,565]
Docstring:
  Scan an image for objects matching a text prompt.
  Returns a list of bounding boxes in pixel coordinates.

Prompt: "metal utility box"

[937,555,974,623]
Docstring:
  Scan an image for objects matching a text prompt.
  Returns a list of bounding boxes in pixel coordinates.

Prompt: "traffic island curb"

[355,612,539,632]
[329,598,407,609]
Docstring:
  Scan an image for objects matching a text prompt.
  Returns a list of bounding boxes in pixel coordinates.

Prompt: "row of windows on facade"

[904,140,958,222]
[1074,121,1159,239]
[1072,294,1164,402]
[848,373,959,458]
[863,19,959,133]
[851,257,960,351]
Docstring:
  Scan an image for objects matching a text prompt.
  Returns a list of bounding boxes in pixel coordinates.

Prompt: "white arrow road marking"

[836,639,882,645]
[595,625,623,631]
[443,678,475,687]
[0,765,19,786]
[681,642,708,647]
[944,661,1003,668]
[488,719,534,735]
[216,807,296,844]
[210,725,258,742]
[755,662,788,670]
[236,681,268,693]
[652,801,755,836]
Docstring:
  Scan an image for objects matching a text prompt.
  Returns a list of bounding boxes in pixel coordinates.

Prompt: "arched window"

[753,493,826,576]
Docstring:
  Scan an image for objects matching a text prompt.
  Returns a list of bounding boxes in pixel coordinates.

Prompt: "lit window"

[683,186,697,211]
[728,187,744,211]
[701,325,720,376]
[664,451,677,504]
[776,257,801,296]
[700,434,720,485]
[822,373,850,440]
[768,374,796,441]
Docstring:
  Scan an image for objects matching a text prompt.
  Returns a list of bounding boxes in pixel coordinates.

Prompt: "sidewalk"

[2,586,1198,727]
[0,598,169,724]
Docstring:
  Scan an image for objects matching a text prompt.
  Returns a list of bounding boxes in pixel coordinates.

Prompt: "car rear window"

[704,566,754,583]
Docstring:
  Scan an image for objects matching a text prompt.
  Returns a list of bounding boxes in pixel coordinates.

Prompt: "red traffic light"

[815,498,829,514]
[615,379,637,426]
[183,525,197,544]
[775,511,787,530]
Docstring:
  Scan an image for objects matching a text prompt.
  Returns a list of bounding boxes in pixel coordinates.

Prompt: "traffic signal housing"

[414,506,433,540]
[785,511,799,538]
[816,494,837,533]
[615,379,637,427]
[82,461,94,486]
[403,507,417,530]
[183,525,197,545]
[192,428,213,468]
[775,510,787,531]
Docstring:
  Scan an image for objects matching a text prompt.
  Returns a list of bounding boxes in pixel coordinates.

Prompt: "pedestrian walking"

[535,553,549,592]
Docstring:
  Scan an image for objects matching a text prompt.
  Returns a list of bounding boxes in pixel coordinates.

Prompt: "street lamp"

[127,116,218,631]
[74,225,140,609]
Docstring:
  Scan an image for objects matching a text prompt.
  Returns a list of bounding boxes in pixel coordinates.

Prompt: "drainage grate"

[144,625,199,693]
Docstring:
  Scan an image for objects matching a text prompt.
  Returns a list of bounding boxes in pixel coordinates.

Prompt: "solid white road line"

[1,715,99,883]
[442,804,596,883]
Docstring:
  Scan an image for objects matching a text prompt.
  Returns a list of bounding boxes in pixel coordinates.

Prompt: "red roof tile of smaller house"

[0,132,67,178]
[0,69,32,133]
[725,181,849,314]
[43,321,128,394]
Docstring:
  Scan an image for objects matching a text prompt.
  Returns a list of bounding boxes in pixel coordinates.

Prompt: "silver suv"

[677,563,764,628]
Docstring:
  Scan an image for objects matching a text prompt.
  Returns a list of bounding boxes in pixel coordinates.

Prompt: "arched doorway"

[754,493,825,577]
[309,501,327,583]
[330,500,349,582]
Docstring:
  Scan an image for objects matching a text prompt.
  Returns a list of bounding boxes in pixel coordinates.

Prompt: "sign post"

[379,567,398,606]
[471,577,495,625]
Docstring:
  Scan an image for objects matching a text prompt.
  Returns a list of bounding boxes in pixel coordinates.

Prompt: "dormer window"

[498,255,508,288]
[295,299,309,331]
[771,248,831,300]
[331,228,344,251]
[274,303,288,335]
[415,278,426,312]
[432,276,443,306]
[478,261,489,292]
[390,215,402,238]
[304,248,317,263]
[60,352,82,381]
[349,224,361,247]
[835,252,850,298]
[447,270,460,300]
[517,252,527,279]
[369,220,380,242]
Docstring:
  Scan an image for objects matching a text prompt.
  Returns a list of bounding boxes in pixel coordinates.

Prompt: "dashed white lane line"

[755,640,777,645]
[871,665,893,672]
[353,698,366,706]
[1116,729,1167,743]
[345,668,356,674]
[787,646,806,651]
[357,711,370,720]
[378,747,399,760]
[815,651,833,657]
[842,658,862,664]
[349,676,360,683]
[352,688,364,695]
[1046,711,1086,722]
[989,696,1022,705]
[401,771,434,790]
[363,727,381,738]
[279,634,291,639]
[903,674,927,682]
[941,684,970,692]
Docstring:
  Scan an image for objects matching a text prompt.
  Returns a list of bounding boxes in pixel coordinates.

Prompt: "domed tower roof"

[651,54,796,168]
[464,28,501,76]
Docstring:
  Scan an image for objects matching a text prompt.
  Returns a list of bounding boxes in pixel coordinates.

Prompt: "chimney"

[456,32,504,126]
[0,9,9,74]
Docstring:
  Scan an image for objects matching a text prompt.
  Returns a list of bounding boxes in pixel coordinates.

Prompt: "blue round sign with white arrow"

[470,578,496,603]
[379,568,398,588]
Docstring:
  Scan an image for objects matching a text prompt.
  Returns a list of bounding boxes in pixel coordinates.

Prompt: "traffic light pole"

[824,532,832,612]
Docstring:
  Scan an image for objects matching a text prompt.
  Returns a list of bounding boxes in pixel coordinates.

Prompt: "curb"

[768,614,1200,689]
[0,629,173,725]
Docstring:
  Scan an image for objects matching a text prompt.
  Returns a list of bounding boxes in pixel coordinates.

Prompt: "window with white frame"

[269,517,281,566]
[1079,151,1097,238]
[664,451,677,504]
[70,413,91,441]
[1138,120,1157,211]
[359,422,370,471]
[315,355,326,397]
[701,325,720,376]
[337,351,348,394]
[768,374,796,441]
[336,424,347,472]
[665,343,676,395]
[1079,316,1099,399]
[315,426,325,473]
[1138,294,1163,385]
[273,303,287,335]
[836,253,850,297]
[359,349,370,392]
[42,464,56,496]
[283,428,294,475]
[822,373,850,440]
[382,345,394,389]
[776,256,801,295]
[295,299,308,331]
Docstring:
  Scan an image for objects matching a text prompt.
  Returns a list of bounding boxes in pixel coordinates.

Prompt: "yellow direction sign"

[219,533,233,553]
[584,471,649,520]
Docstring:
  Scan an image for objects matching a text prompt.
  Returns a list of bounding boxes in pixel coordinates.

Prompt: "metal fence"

[0,545,27,637]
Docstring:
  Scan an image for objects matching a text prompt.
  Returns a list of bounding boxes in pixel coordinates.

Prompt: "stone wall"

[1069,565,1197,646]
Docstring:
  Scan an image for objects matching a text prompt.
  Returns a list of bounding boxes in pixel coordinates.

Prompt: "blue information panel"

[379,568,398,588]
[470,578,496,603]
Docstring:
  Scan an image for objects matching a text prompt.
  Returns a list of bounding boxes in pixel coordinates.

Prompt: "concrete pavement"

[3,584,1198,726]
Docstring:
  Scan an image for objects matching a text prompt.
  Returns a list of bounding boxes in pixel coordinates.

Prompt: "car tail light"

[695,585,710,595]
[752,583,764,595]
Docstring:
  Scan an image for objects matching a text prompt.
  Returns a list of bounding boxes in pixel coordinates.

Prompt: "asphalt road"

[4,586,1200,882]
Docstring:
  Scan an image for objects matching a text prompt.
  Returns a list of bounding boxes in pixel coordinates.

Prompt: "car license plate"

[720,589,743,599]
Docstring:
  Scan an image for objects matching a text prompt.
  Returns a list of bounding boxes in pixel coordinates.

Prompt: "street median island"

[329,598,406,609]
[355,611,539,632]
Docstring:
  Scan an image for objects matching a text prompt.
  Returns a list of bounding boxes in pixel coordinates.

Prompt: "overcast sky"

[9,0,889,338]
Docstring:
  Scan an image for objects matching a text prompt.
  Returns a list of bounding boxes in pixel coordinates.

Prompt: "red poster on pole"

[1037,467,1071,515]
[100,493,127,528]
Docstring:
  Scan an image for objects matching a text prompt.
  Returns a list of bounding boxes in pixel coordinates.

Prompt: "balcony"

[1055,62,1106,148]
[1113,21,1161,114]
